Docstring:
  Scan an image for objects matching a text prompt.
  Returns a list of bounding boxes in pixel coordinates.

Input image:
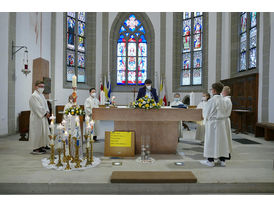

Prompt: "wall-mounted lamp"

[12,41,31,76]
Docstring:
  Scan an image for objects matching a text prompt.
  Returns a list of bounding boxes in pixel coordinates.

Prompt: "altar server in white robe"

[84,88,99,141]
[195,92,210,143]
[29,80,50,154]
[222,86,233,158]
[200,82,230,167]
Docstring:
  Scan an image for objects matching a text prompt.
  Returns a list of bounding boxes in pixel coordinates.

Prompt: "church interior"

[0,9,274,197]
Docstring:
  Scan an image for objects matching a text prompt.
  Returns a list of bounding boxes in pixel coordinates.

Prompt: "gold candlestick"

[62,140,67,163]
[71,137,77,163]
[83,135,89,160]
[56,148,63,167]
[89,139,94,163]
[65,157,71,170]
[74,137,82,168]
[67,134,72,161]
[48,135,56,165]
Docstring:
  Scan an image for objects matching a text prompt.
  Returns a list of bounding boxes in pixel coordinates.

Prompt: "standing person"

[136,79,158,103]
[84,88,99,141]
[200,82,230,167]
[29,80,50,154]
[222,86,233,159]
[195,92,210,143]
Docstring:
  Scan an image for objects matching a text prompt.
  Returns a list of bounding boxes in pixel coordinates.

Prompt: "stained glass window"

[116,14,147,85]
[239,12,257,71]
[181,12,203,86]
[66,12,86,83]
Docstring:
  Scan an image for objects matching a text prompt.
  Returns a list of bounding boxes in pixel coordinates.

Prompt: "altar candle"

[50,122,55,136]
[72,75,77,88]
[58,139,62,149]
[65,145,69,156]
[87,140,90,148]
[50,138,54,145]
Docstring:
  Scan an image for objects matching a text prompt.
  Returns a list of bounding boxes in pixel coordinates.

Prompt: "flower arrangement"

[133,95,161,109]
[64,105,85,116]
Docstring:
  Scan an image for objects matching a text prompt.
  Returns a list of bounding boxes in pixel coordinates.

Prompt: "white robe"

[29,90,50,149]
[84,96,99,136]
[195,101,208,141]
[223,96,233,153]
[203,95,230,158]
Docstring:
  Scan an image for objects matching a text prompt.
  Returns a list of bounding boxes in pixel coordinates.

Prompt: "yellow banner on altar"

[110,131,132,147]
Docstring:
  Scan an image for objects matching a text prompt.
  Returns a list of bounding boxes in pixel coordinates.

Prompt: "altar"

[92,108,202,154]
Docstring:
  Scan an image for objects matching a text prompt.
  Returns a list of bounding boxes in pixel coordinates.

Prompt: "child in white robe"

[200,82,230,167]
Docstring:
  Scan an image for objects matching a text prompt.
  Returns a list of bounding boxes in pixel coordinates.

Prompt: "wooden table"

[232,109,253,134]
[92,108,202,154]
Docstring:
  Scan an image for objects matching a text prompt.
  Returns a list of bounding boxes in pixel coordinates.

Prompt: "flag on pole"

[159,75,167,106]
[107,73,111,99]
[103,76,108,99]
[99,80,103,102]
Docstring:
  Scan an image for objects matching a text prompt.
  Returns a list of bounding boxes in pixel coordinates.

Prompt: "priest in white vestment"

[195,92,210,143]
[222,86,233,157]
[84,88,99,141]
[200,82,230,167]
[29,80,50,154]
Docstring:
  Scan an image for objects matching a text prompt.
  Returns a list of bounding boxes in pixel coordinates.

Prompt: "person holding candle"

[84,88,99,141]
[29,80,51,154]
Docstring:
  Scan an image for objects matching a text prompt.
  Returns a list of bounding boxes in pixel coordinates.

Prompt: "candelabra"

[56,148,63,167]
[48,135,56,165]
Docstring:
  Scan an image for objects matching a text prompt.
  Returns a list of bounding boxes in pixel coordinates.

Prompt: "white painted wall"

[221,12,231,80]
[0,13,9,135]
[208,12,217,91]
[268,13,274,123]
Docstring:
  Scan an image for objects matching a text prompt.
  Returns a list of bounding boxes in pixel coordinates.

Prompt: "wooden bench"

[255,122,274,141]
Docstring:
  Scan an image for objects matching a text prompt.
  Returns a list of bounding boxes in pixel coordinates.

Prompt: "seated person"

[195,92,210,143]
[136,79,158,103]
[170,93,187,108]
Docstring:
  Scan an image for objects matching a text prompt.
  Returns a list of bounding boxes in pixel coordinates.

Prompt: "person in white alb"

[84,88,99,141]
[221,86,233,160]
[29,80,50,154]
[195,92,210,143]
[200,82,230,167]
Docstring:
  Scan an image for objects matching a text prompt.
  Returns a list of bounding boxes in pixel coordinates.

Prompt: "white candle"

[87,141,90,148]
[65,145,69,156]
[50,138,54,145]
[72,75,77,88]
[63,131,68,141]
[58,140,62,149]
[50,122,55,136]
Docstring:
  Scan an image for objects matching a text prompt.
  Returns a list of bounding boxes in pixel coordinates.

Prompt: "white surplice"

[29,90,50,149]
[223,96,233,153]
[84,96,99,136]
[203,95,230,158]
[195,100,208,142]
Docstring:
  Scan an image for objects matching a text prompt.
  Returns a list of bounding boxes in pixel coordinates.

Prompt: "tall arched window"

[66,12,86,83]
[116,14,148,86]
[181,12,203,86]
[239,12,257,71]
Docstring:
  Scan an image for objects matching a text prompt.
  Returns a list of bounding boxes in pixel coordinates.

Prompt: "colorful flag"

[104,76,108,99]
[159,76,167,106]
[107,73,111,99]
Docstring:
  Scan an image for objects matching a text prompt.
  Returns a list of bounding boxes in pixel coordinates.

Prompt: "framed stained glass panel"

[128,71,136,85]
[128,57,136,71]
[117,43,126,56]
[78,37,85,52]
[78,52,85,68]
[77,68,85,83]
[78,12,85,22]
[138,57,147,71]
[193,51,202,68]
[117,70,126,85]
[67,66,75,81]
[183,53,191,69]
[194,12,203,17]
[78,22,85,36]
[138,70,147,85]
[67,51,75,66]
[183,19,191,36]
[183,12,191,19]
[240,33,247,52]
[181,69,191,86]
[67,17,75,33]
[241,13,247,33]
[183,36,191,53]
[138,43,147,56]
[194,17,202,34]
[193,68,202,85]
[117,57,126,71]
[193,34,202,51]
[67,33,75,50]
[249,48,256,68]
[125,14,140,32]
[128,43,136,56]
[250,12,257,28]
[240,52,246,71]
[67,12,75,18]
[250,27,257,48]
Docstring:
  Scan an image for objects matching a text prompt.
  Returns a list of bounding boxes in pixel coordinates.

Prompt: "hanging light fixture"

[12,40,31,76]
